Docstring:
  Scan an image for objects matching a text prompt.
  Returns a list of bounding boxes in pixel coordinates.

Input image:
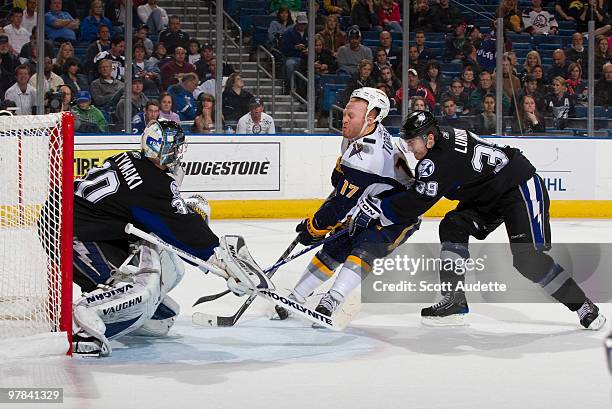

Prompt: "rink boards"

[73,134,612,219]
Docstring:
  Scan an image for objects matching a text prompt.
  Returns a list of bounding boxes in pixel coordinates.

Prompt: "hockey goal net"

[0,112,73,356]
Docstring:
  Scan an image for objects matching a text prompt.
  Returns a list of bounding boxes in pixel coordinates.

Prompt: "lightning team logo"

[418,159,435,178]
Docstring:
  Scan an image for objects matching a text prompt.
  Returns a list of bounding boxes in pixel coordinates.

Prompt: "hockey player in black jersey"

[350,110,606,329]
[70,120,271,356]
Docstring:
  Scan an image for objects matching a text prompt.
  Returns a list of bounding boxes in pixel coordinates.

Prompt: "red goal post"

[0,112,74,357]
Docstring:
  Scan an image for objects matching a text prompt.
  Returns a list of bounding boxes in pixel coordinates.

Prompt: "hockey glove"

[296,218,330,246]
[349,195,382,237]
[185,194,211,224]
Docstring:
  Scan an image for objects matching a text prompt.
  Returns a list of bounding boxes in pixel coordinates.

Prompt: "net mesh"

[0,114,68,339]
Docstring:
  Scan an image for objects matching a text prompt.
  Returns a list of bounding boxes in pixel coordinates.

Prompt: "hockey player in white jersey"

[275,87,420,320]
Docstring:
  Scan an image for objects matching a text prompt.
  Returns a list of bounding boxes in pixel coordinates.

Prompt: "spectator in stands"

[71,90,108,133]
[575,0,612,35]
[335,26,372,76]
[469,70,510,115]
[378,30,401,71]
[462,43,481,75]
[137,0,168,33]
[493,56,522,104]
[4,64,36,114]
[444,22,469,63]
[187,39,200,65]
[19,25,54,61]
[566,62,587,104]
[52,42,74,75]
[149,42,172,69]
[378,0,402,33]
[323,0,350,16]
[594,62,612,107]
[467,25,483,49]
[0,34,21,80]
[133,44,160,92]
[268,6,294,48]
[522,0,558,35]
[565,32,587,76]
[430,0,463,33]
[4,8,30,56]
[342,59,376,104]
[29,56,65,94]
[314,34,337,75]
[167,72,197,121]
[22,0,37,35]
[194,43,213,80]
[132,100,160,134]
[422,60,447,105]
[547,49,571,82]
[134,24,154,56]
[408,45,426,77]
[496,0,524,33]
[61,57,89,93]
[222,72,254,124]
[411,0,432,31]
[512,94,545,134]
[443,77,471,115]
[193,93,217,133]
[159,15,190,55]
[93,35,126,81]
[269,0,301,14]
[514,73,546,114]
[236,97,276,134]
[438,97,472,128]
[521,50,541,81]
[461,66,477,96]
[410,95,428,112]
[546,76,575,129]
[80,0,113,44]
[57,84,72,112]
[45,0,79,44]
[351,0,381,32]
[378,65,401,98]
[318,15,346,57]
[161,46,195,89]
[158,92,180,122]
[554,1,574,22]
[473,94,498,134]
[372,47,391,80]
[414,31,434,62]
[194,57,226,98]
[104,0,134,28]
[84,24,111,80]
[279,12,308,88]
[395,68,435,111]
[90,59,124,111]
[595,35,612,79]
[531,64,547,94]
[115,76,149,129]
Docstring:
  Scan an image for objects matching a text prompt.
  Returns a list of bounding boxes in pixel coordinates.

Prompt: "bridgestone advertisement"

[180,142,281,192]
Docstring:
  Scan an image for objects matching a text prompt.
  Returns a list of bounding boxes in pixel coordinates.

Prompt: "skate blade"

[585,313,607,331]
[421,314,469,327]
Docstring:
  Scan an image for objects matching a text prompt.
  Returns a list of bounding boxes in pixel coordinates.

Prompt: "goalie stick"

[124,224,348,331]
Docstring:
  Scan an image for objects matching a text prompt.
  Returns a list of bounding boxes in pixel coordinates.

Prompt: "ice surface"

[2,219,612,409]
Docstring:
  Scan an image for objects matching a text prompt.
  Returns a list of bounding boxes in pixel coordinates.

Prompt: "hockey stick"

[192,228,348,327]
[124,224,345,331]
[192,236,300,307]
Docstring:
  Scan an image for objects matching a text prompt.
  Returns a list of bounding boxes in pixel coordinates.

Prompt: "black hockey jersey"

[381,127,536,224]
[74,151,219,260]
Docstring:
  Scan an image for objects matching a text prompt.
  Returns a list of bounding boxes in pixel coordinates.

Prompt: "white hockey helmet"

[141,120,186,167]
[350,87,390,124]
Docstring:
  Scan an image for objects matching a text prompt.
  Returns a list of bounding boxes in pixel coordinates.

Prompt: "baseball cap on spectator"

[347,26,361,38]
[132,75,144,83]
[523,73,537,83]
[296,13,307,24]
[0,34,8,44]
[200,43,213,53]
[249,97,264,109]
[76,90,92,103]
[408,68,418,76]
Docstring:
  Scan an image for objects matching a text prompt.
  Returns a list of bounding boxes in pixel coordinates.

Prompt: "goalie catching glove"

[185,194,211,223]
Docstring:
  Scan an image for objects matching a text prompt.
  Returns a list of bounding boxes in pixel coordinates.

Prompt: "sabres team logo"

[349,142,364,159]
[418,159,435,178]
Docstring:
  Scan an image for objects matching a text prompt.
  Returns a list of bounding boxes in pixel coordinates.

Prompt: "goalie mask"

[141,120,186,167]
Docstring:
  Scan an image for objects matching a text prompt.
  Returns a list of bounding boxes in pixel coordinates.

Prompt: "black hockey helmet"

[399,110,439,140]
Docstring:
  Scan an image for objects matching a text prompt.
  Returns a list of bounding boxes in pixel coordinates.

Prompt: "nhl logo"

[418,159,435,178]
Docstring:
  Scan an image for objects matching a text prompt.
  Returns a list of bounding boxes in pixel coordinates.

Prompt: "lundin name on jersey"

[183,161,270,176]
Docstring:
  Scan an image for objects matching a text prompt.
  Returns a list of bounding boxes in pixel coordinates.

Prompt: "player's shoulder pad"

[341,124,396,176]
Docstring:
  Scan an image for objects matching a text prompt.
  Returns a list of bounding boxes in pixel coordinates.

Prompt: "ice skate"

[578,299,606,330]
[421,291,470,327]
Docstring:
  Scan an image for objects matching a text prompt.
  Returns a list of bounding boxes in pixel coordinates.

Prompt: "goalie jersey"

[313,123,414,230]
[73,150,219,260]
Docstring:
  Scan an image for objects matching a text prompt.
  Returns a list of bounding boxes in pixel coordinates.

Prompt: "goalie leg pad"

[131,295,180,337]
[215,235,275,294]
